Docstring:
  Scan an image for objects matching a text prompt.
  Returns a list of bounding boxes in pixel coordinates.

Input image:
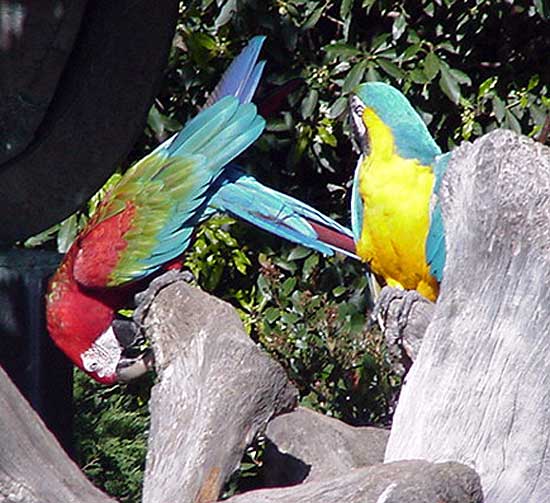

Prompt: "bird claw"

[372,286,433,374]
[114,269,194,383]
[112,318,143,349]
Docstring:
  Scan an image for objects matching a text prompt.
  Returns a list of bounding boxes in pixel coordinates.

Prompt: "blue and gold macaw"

[348,82,449,302]
[46,36,357,385]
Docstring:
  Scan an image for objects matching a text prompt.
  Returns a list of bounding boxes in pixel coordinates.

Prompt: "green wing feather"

[75,96,265,287]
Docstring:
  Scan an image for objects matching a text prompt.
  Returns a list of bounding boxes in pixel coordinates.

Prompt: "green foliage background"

[34,1,550,501]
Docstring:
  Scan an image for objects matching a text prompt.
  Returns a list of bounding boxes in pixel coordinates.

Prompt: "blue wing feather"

[350,156,364,243]
[426,153,451,281]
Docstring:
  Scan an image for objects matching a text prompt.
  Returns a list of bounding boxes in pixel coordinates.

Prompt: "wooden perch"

[135,276,298,503]
[260,406,389,486]
[0,364,114,503]
[375,286,435,373]
[226,460,481,503]
[0,267,483,502]
[132,274,481,502]
[385,130,550,502]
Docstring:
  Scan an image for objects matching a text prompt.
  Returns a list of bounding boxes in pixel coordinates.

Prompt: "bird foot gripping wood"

[115,269,195,383]
[373,286,435,374]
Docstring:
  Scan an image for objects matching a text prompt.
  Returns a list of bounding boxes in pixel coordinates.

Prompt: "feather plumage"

[350,82,447,301]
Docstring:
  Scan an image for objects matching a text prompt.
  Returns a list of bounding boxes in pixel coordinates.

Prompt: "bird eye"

[87,361,99,372]
[354,104,364,115]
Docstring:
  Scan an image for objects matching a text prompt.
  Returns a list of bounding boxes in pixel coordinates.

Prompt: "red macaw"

[46,37,357,385]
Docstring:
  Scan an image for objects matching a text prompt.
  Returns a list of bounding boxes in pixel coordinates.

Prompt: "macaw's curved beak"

[116,348,155,383]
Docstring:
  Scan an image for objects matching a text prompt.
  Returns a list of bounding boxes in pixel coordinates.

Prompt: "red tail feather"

[308,221,356,255]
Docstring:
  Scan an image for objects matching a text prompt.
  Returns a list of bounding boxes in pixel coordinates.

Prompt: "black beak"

[116,348,155,383]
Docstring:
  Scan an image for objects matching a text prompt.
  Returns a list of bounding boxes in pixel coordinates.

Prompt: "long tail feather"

[208,165,358,258]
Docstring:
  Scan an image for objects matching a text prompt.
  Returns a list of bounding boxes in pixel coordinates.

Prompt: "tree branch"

[385,129,550,502]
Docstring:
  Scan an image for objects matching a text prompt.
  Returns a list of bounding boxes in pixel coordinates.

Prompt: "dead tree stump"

[385,129,550,502]
[137,278,298,503]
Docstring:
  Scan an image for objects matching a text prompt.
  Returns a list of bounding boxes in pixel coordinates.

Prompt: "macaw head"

[349,82,441,164]
[46,290,121,385]
[46,260,124,385]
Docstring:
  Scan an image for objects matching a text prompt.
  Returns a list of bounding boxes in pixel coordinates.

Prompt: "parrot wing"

[425,152,451,282]
[350,155,364,243]
[205,164,358,258]
[73,96,265,288]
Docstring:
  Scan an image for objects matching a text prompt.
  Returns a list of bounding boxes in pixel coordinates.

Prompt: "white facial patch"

[349,95,368,154]
[81,326,122,378]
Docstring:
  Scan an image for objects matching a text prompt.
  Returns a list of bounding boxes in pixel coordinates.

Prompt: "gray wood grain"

[0,365,114,503]
[261,406,389,486]
[139,280,297,503]
[226,460,482,503]
[385,130,550,502]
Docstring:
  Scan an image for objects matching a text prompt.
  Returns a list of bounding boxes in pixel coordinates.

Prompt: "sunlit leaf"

[392,13,407,41]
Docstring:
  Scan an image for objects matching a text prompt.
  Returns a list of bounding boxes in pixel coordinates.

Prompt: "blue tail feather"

[207,165,358,258]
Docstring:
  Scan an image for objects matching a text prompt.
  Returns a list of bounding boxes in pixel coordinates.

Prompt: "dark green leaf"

[377,58,405,80]
[282,277,298,296]
[303,4,325,29]
[423,52,440,80]
[288,246,312,261]
[301,89,319,119]
[450,68,472,86]
[343,60,368,93]
[324,42,362,59]
[327,96,348,119]
[409,67,428,84]
[439,64,461,104]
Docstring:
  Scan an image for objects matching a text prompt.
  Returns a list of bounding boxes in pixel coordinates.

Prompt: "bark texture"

[0,364,114,503]
[138,278,298,503]
[385,129,550,503]
[261,406,389,486]
[227,460,482,503]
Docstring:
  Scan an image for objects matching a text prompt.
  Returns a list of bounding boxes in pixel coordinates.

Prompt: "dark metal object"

[0,249,73,452]
[0,0,180,243]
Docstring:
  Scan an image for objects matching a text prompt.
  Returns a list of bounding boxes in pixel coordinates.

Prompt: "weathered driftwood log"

[260,406,389,486]
[385,130,550,502]
[227,460,482,503]
[0,364,114,503]
[136,276,298,503]
[375,286,435,373]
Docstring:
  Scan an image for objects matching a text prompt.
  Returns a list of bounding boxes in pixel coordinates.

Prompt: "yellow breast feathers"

[356,108,439,301]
